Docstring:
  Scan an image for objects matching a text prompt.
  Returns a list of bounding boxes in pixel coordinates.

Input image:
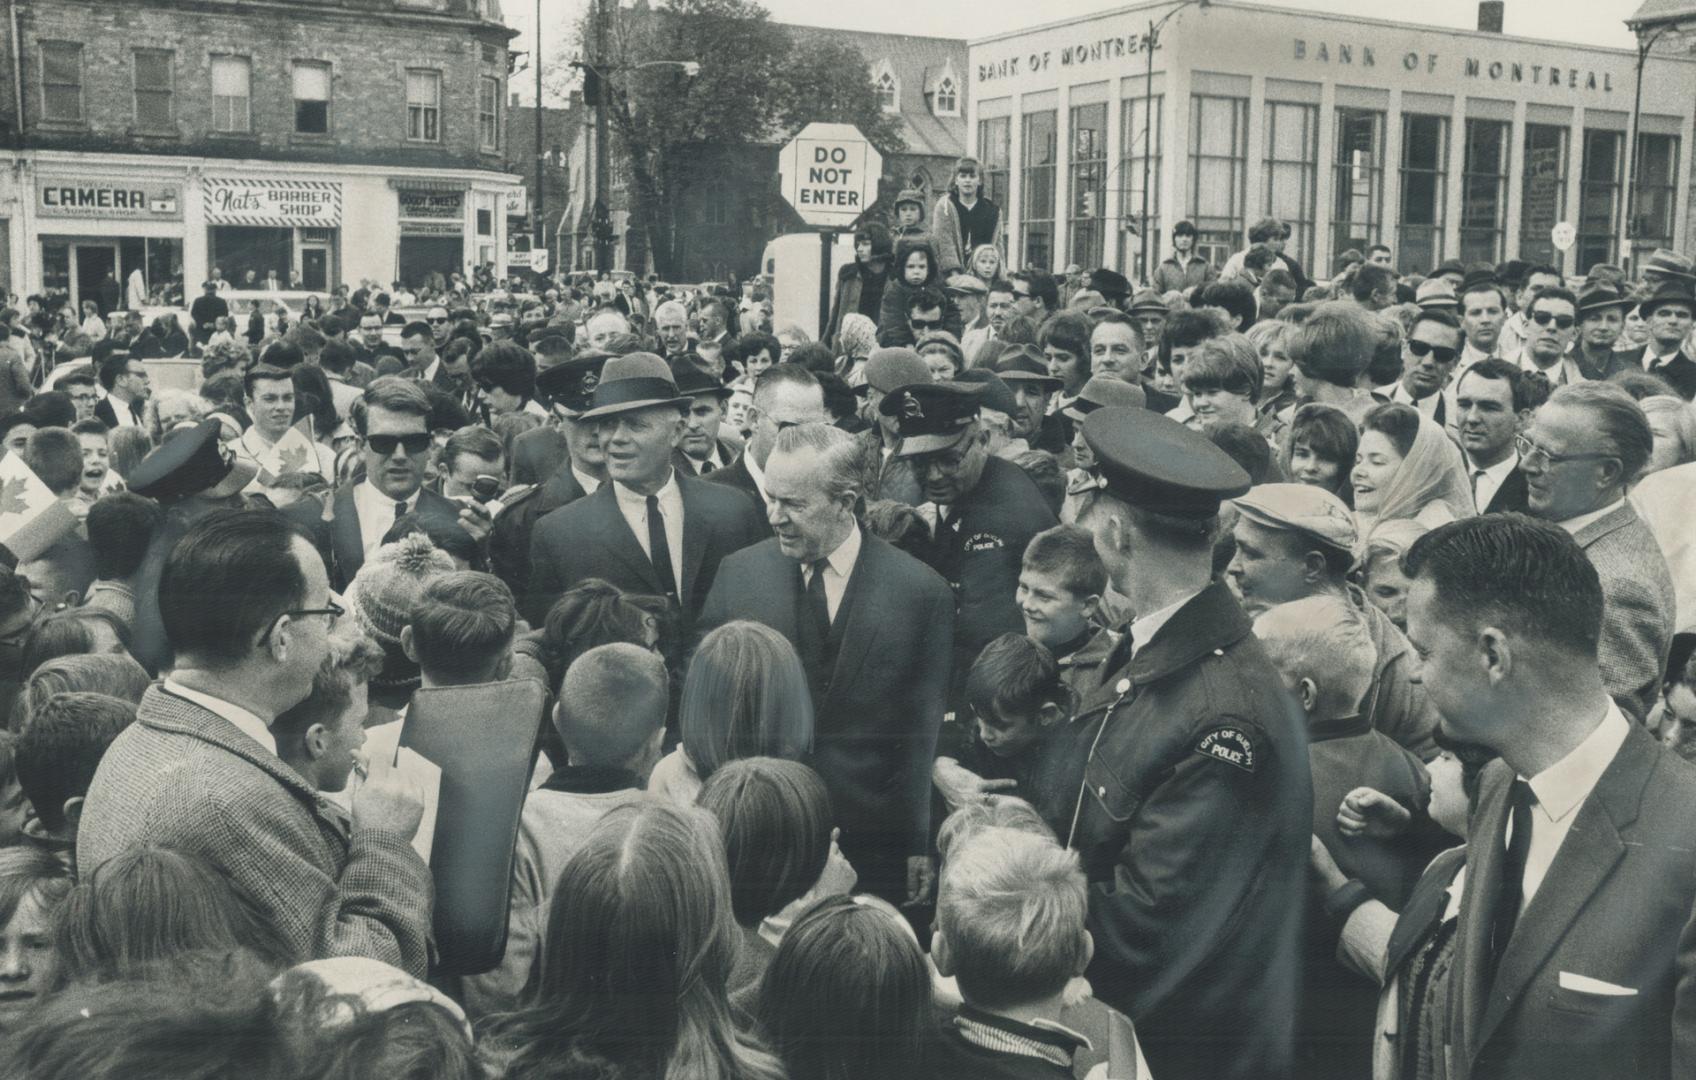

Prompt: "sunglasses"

[911,317,944,331]
[427,316,450,325]
[366,432,432,455]
[1530,311,1575,330]
[1406,340,1458,363]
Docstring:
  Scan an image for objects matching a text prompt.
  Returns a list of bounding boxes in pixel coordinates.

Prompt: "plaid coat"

[78,685,433,976]
[1572,503,1678,723]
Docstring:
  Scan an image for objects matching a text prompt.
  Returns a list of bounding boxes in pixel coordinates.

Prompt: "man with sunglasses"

[1388,308,1463,430]
[1515,287,1584,388]
[426,306,453,346]
[1520,381,1676,721]
[327,378,461,590]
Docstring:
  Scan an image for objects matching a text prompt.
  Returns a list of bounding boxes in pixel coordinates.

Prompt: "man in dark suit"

[671,368,738,477]
[526,354,766,634]
[1454,358,1544,515]
[1631,280,1696,401]
[187,280,228,346]
[94,351,150,430]
[325,377,464,590]
[490,354,609,601]
[699,423,954,906]
[1399,515,1696,1080]
[708,365,831,532]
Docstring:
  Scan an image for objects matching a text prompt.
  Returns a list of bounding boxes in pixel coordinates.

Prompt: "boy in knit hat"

[345,532,456,720]
[893,188,929,240]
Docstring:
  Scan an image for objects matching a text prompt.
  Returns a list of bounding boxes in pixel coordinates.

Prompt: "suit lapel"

[1454,767,1513,1068]
[1569,503,1636,550]
[589,483,665,594]
[828,536,879,695]
[678,477,708,606]
[330,488,365,586]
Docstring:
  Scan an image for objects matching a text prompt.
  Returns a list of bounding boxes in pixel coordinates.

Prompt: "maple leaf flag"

[0,452,78,559]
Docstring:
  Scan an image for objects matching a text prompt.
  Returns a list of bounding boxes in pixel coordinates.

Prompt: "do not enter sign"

[778,122,884,228]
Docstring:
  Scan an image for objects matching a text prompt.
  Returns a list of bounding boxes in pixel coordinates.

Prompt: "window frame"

[1187,94,1249,265]
[1118,93,1163,282]
[1577,128,1624,274]
[1263,100,1318,270]
[1020,108,1058,272]
[977,116,1011,219]
[40,41,84,123]
[1631,132,1680,252]
[479,75,501,152]
[1332,107,1386,259]
[292,60,333,136]
[934,76,958,116]
[1068,102,1109,273]
[1518,123,1569,267]
[1459,117,1510,266]
[1397,113,1450,273]
[210,54,252,134]
[406,68,442,143]
[132,48,175,131]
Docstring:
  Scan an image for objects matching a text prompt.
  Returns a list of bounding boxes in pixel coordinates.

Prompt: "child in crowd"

[13,692,135,852]
[271,630,385,795]
[1016,525,1121,695]
[933,633,1071,815]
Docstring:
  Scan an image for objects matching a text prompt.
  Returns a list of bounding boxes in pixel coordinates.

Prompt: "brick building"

[0,0,524,308]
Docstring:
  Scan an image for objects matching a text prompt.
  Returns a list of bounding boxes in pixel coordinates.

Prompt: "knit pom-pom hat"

[346,532,455,656]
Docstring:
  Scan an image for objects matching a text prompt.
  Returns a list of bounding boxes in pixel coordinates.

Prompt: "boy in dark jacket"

[933,633,1071,814]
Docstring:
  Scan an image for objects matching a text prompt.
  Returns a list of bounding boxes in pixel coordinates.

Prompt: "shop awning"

[388,178,472,193]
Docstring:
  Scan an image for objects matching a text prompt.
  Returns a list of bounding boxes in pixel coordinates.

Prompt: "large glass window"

[407,70,441,142]
[1188,96,1248,265]
[41,42,83,122]
[1578,129,1623,273]
[1460,119,1509,265]
[1519,123,1568,266]
[1263,101,1318,270]
[1398,114,1449,273]
[1068,103,1108,272]
[211,55,251,133]
[1332,108,1385,260]
[1632,133,1680,253]
[293,61,331,134]
[480,76,501,151]
[977,117,1011,224]
[1021,109,1057,271]
[1118,94,1162,281]
[133,49,174,130]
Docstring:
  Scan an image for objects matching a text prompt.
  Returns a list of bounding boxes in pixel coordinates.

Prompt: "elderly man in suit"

[699,423,954,907]
[1520,382,1676,721]
[79,509,433,974]
[1632,280,1696,401]
[708,364,831,520]
[1454,359,1546,515]
[1399,515,1696,1080]
[526,353,767,633]
[326,377,463,590]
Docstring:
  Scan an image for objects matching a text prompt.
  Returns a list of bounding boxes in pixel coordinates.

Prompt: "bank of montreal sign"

[203,178,343,228]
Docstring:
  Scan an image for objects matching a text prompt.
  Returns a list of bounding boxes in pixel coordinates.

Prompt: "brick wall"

[9,0,515,170]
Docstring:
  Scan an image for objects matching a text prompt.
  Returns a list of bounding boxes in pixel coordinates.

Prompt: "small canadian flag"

[0,452,78,556]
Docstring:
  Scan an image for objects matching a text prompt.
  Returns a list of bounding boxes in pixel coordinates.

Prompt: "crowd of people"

[0,148,1690,1079]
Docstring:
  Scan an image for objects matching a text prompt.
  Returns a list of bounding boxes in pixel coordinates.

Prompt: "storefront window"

[1068,103,1108,273]
[1264,101,1318,271]
[1332,108,1384,261]
[1631,133,1679,254]
[1519,123,1568,267]
[39,236,182,313]
[1398,114,1449,273]
[977,117,1011,230]
[1578,129,1623,274]
[1460,119,1509,266]
[211,226,294,287]
[1021,109,1057,271]
[1188,96,1248,265]
[1118,94,1162,282]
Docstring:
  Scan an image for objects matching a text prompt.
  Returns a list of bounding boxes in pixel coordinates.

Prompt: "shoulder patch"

[1194,725,1257,773]
[963,532,1005,552]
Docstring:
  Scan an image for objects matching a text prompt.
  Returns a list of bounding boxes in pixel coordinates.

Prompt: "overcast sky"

[507,0,1650,104]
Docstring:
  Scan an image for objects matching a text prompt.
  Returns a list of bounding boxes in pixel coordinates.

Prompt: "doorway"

[73,244,119,315]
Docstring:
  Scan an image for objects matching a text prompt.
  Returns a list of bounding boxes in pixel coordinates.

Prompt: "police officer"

[488,351,610,605]
[1042,406,1311,1080]
[881,381,1058,699]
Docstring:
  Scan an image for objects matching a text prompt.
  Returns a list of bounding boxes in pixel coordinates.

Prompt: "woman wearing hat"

[1572,283,1637,383]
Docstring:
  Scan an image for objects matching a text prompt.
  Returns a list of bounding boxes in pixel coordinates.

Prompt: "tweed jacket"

[1570,502,1677,722]
[78,685,434,976]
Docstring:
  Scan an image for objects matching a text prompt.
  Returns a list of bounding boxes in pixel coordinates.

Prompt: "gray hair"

[654,300,688,323]
[1547,381,1654,485]
[772,422,867,506]
[1253,595,1377,719]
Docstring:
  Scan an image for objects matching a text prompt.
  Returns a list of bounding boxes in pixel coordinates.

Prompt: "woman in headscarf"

[1351,402,1475,546]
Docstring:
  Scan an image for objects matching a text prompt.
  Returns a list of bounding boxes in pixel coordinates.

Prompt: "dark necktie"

[698,457,716,475]
[646,494,678,600]
[1487,778,1535,988]
[394,500,410,522]
[129,400,144,422]
[805,559,831,638]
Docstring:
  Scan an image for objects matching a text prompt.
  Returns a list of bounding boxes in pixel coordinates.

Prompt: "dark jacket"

[825,260,891,348]
[322,485,464,591]
[877,236,963,346]
[508,425,569,487]
[94,396,142,430]
[489,466,592,601]
[1039,582,1311,1080]
[699,534,953,899]
[704,452,773,536]
[189,294,229,342]
[1481,462,1531,514]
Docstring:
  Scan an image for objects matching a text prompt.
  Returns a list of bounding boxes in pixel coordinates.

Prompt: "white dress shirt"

[352,481,421,557]
[742,450,770,505]
[1557,496,1626,537]
[1461,341,1496,368]
[1510,699,1630,909]
[1129,588,1203,658]
[570,464,602,495]
[162,678,276,756]
[801,525,863,623]
[1516,349,1582,388]
[108,394,139,428]
[1465,451,1518,513]
[613,473,685,591]
[1388,379,1457,429]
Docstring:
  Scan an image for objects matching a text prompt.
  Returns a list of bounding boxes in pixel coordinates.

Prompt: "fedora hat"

[576,352,688,421]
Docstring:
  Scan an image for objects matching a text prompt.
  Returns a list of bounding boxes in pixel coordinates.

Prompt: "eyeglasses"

[1405,340,1457,363]
[1530,311,1576,331]
[366,432,433,456]
[261,599,344,644]
[427,316,450,325]
[1514,433,1616,468]
[910,317,944,331]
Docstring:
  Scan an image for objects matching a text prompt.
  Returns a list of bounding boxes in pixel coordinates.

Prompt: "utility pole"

[534,0,545,260]
[594,0,611,273]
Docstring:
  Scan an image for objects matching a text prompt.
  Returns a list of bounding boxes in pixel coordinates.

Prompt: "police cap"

[1081,407,1249,519]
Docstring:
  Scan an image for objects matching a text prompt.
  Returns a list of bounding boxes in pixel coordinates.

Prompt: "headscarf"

[838,313,878,361]
[1357,413,1475,550]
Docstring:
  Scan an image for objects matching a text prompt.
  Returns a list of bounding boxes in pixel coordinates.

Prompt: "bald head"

[1253,595,1377,721]
[556,642,668,769]
[585,310,631,351]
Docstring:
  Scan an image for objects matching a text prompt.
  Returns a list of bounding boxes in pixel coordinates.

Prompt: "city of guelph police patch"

[1194,726,1256,773]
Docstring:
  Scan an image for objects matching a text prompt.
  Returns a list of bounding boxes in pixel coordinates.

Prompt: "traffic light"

[1081,190,1096,218]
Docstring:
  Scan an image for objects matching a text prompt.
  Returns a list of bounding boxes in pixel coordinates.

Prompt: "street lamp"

[1623,2,1693,269]
[1138,0,1209,285]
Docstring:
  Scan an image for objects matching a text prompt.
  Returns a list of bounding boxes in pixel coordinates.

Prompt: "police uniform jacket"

[1042,581,1311,1080]
[928,455,1059,682]
[488,467,590,604]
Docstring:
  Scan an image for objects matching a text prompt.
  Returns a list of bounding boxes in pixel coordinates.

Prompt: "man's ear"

[399,625,419,664]
[1079,593,1102,622]
[267,615,292,663]
[1480,625,1513,684]
[1296,677,1320,715]
[304,722,330,760]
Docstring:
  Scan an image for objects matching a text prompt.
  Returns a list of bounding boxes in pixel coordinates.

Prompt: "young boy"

[1017,525,1119,698]
[14,691,137,852]
[932,822,1148,1079]
[892,187,928,239]
[271,630,386,795]
[933,633,1070,814]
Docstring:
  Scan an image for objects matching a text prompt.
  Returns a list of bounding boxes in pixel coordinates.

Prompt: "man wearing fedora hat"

[852,349,929,505]
[525,353,766,631]
[671,368,738,476]
[1571,283,1637,383]
[992,345,1068,457]
[1641,247,1696,290]
[1632,279,1696,401]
